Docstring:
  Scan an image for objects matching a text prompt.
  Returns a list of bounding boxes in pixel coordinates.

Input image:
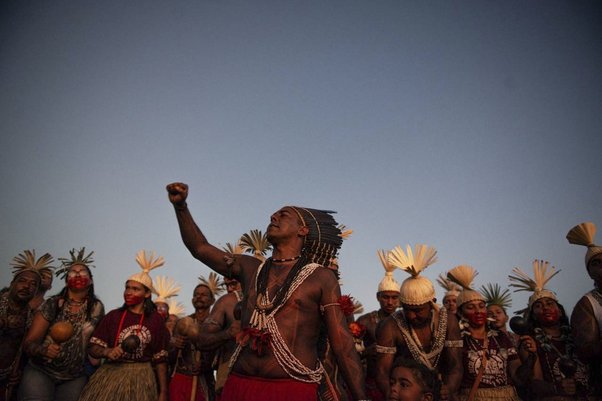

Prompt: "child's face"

[388,366,432,401]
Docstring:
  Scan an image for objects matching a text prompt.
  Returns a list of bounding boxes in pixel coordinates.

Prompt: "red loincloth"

[169,372,207,401]
[220,372,318,401]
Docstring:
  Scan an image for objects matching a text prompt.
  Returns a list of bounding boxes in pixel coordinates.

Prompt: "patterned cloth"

[89,308,169,363]
[29,295,104,381]
[460,330,518,389]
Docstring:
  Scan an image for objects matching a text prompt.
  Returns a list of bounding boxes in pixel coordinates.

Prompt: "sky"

[1,1,601,318]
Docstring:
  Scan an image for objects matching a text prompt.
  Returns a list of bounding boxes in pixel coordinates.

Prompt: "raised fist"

[166,182,189,206]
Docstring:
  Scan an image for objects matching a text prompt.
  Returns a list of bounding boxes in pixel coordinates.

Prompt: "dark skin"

[195,290,242,352]
[375,302,462,401]
[571,254,602,364]
[166,182,367,400]
[0,271,40,373]
[88,280,168,401]
[356,291,400,382]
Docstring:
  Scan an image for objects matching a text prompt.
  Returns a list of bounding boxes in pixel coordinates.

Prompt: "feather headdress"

[288,206,342,268]
[153,276,181,304]
[56,247,94,279]
[388,244,437,305]
[566,222,602,267]
[508,259,559,308]
[167,298,186,318]
[197,271,224,298]
[481,283,512,310]
[377,249,401,293]
[128,250,165,294]
[437,273,462,299]
[10,249,55,281]
[447,265,484,306]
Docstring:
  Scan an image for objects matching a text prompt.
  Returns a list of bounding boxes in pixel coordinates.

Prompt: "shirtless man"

[166,182,367,401]
[1,255,41,401]
[195,277,243,400]
[355,249,401,401]
[375,245,462,401]
[567,222,602,398]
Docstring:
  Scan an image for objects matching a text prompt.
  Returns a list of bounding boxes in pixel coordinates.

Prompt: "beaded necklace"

[392,307,447,370]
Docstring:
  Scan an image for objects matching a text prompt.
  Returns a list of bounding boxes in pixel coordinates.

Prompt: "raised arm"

[166,182,259,281]
[320,271,367,400]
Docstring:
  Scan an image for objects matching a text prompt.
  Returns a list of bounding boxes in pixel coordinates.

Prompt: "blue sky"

[1,0,601,317]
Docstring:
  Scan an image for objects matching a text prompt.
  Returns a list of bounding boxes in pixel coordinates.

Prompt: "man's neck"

[194,308,210,321]
[469,325,487,339]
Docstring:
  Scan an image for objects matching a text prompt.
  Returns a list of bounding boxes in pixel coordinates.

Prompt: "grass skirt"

[78,362,157,401]
[459,385,521,401]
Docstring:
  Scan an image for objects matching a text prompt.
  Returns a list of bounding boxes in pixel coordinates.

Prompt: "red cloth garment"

[365,376,385,401]
[220,372,318,401]
[169,372,207,401]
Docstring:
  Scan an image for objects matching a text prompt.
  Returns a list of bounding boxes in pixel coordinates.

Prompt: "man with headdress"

[194,274,243,401]
[567,221,602,398]
[375,244,462,400]
[20,247,104,401]
[166,182,367,401]
[78,250,170,401]
[437,273,462,315]
[0,250,43,401]
[356,249,401,401]
[169,272,223,401]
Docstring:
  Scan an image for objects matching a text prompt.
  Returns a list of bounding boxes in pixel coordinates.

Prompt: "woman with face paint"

[509,260,590,401]
[447,265,533,401]
[78,250,170,401]
[20,247,105,401]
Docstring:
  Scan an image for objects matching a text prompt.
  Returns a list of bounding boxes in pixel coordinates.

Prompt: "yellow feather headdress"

[167,298,186,318]
[197,271,224,298]
[10,249,55,281]
[388,244,437,305]
[447,265,484,306]
[566,222,602,267]
[377,249,401,293]
[437,273,462,298]
[127,250,165,294]
[508,259,560,308]
[153,275,181,304]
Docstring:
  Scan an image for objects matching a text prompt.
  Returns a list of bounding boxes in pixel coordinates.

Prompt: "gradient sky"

[1,1,601,317]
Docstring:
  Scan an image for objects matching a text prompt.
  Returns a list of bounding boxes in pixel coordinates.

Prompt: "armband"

[444,340,463,348]
[375,345,396,354]
[320,303,340,313]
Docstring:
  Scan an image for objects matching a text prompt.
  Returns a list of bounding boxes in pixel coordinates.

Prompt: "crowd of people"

[0,181,600,401]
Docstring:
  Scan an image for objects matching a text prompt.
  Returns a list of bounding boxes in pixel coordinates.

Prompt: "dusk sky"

[1,1,601,317]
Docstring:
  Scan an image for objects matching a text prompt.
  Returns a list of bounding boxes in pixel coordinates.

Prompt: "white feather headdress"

[377,249,400,293]
[566,222,602,267]
[447,265,484,306]
[153,276,181,304]
[10,249,55,281]
[128,250,165,294]
[197,271,225,298]
[508,259,560,308]
[167,298,186,318]
[388,244,437,305]
[437,273,462,298]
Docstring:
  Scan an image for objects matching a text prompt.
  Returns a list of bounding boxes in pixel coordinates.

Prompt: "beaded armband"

[320,302,340,313]
[444,340,463,348]
[375,345,396,354]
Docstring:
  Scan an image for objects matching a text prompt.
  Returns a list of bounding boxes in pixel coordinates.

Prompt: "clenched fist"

[166,182,188,207]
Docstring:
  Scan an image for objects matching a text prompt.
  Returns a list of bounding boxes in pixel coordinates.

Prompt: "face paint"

[464,310,488,327]
[67,276,91,289]
[124,294,144,306]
